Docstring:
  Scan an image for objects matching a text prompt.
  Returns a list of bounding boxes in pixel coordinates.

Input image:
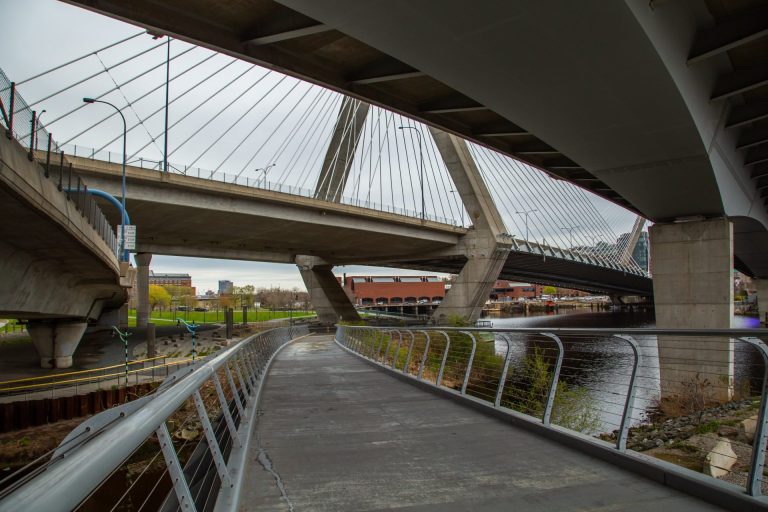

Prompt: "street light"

[560,225,580,247]
[83,97,128,261]
[449,189,465,226]
[256,163,276,188]
[515,209,538,241]
[397,126,424,220]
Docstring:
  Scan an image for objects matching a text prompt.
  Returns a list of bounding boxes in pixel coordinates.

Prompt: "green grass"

[695,420,720,435]
[126,309,315,327]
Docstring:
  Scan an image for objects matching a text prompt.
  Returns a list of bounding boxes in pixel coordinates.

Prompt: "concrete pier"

[650,218,734,401]
[296,255,360,324]
[27,321,88,369]
[135,252,152,328]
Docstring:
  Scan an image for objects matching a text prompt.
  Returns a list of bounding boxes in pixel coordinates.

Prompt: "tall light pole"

[256,163,276,187]
[449,189,464,226]
[560,225,580,247]
[398,126,424,220]
[83,98,127,261]
[515,208,538,241]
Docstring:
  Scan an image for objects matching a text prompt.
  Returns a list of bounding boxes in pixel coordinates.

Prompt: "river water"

[479,309,764,433]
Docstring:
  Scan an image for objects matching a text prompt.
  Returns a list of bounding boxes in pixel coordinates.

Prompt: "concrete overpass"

[0,130,130,368]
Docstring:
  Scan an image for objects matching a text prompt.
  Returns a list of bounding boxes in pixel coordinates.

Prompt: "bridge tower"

[428,128,507,325]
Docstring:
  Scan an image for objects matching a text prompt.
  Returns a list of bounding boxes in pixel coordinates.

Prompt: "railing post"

[540,333,565,425]
[460,331,477,395]
[193,390,232,489]
[613,334,641,451]
[494,335,513,407]
[437,331,451,386]
[417,331,431,380]
[739,337,768,496]
[7,82,15,139]
[28,110,36,160]
[156,423,196,510]
[403,331,416,374]
[392,331,404,370]
[212,375,238,441]
[45,133,52,178]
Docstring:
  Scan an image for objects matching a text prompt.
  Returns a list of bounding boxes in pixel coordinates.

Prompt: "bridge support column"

[757,279,768,325]
[135,252,152,328]
[27,320,88,369]
[651,218,734,402]
[433,232,508,325]
[314,97,369,202]
[428,127,508,325]
[296,256,360,324]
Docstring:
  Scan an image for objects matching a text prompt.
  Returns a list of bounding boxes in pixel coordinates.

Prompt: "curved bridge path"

[239,336,723,511]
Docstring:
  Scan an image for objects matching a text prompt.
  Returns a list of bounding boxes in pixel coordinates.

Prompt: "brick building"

[342,276,445,305]
[149,271,196,295]
[490,281,542,301]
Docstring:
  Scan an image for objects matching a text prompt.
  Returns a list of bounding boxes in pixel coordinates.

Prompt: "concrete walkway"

[240,336,725,511]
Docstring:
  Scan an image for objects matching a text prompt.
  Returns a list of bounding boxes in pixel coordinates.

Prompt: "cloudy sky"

[2,0,642,292]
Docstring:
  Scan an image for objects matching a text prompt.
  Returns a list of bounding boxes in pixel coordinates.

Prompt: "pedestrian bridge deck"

[240,335,723,511]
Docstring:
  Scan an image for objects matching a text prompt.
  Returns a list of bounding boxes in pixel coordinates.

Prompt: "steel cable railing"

[336,325,768,497]
[0,325,309,512]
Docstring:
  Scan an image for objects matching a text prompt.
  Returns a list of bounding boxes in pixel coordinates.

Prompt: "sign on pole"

[118,225,137,251]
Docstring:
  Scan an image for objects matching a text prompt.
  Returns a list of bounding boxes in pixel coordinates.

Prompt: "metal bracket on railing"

[156,422,195,510]
[417,331,431,380]
[193,390,233,489]
[436,331,451,386]
[613,334,641,452]
[540,333,564,425]
[494,335,514,407]
[460,331,477,395]
[739,337,768,497]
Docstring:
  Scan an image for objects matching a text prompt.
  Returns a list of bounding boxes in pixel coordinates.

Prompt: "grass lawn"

[126,309,315,327]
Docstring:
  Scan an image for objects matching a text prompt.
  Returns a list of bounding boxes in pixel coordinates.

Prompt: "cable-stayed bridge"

[0,30,651,354]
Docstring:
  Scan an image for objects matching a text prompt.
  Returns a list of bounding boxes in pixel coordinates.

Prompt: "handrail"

[0,325,309,511]
[335,325,768,498]
[0,355,168,387]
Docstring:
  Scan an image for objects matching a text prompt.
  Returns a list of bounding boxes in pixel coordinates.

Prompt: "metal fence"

[0,67,119,257]
[0,325,309,512]
[335,325,768,497]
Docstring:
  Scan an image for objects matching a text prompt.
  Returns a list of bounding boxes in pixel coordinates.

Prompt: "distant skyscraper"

[633,232,649,271]
[218,280,233,295]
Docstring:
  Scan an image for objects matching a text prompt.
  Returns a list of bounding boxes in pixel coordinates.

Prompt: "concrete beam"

[651,218,734,402]
[296,255,359,324]
[314,97,369,202]
[619,217,646,266]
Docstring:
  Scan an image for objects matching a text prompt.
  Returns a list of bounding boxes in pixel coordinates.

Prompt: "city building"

[149,271,195,295]
[490,281,541,301]
[633,232,649,271]
[218,280,234,295]
[342,275,445,305]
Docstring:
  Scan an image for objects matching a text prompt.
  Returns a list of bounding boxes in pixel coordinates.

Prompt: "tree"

[149,285,171,311]
[542,286,557,296]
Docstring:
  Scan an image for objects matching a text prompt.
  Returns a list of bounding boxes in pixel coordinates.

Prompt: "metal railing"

[335,325,768,497]
[0,67,119,257]
[58,141,462,226]
[0,355,176,399]
[0,325,309,512]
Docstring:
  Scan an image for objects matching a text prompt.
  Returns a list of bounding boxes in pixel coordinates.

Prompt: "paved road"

[240,336,725,511]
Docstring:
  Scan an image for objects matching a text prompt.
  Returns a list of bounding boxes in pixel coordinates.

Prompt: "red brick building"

[490,281,542,301]
[342,276,445,305]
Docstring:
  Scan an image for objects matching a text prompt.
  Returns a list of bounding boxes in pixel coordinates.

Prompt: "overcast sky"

[2,0,642,292]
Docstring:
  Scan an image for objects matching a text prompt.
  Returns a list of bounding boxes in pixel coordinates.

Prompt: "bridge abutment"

[651,218,734,402]
[296,255,360,324]
[756,279,768,325]
[27,320,88,369]
[135,252,152,328]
